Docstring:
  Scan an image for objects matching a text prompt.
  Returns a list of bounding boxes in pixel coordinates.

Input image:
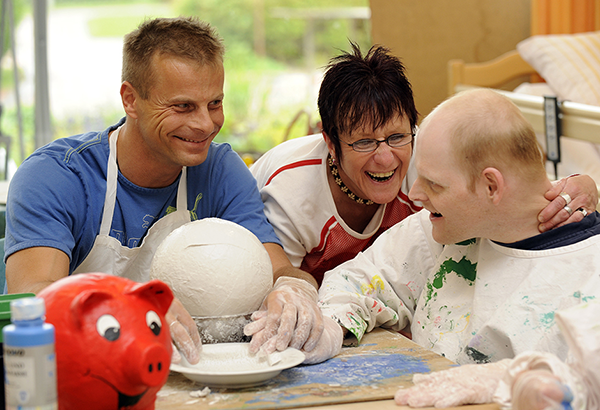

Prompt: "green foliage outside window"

[1,0,371,165]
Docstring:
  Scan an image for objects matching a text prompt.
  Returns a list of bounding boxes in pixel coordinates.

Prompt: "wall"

[369,0,530,119]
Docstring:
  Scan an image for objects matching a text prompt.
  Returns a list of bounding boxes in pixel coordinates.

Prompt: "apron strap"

[99,127,120,236]
[99,127,189,236]
[177,166,187,210]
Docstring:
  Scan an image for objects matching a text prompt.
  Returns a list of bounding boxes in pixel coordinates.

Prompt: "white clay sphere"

[150,218,272,317]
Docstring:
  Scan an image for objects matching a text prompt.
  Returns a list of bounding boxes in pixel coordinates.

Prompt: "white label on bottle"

[4,344,57,410]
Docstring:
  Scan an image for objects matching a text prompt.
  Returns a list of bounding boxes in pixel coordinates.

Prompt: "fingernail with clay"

[171,346,182,365]
[182,342,200,365]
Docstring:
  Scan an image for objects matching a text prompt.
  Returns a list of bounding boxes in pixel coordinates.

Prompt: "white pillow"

[517,31,600,106]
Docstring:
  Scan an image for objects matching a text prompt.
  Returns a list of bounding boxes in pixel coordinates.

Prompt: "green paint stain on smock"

[425,256,477,303]
[572,291,596,302]
[445,256,477,282]
[540,311,555,328]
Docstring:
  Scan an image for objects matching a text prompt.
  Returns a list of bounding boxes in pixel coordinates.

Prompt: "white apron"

[73,127,192,282]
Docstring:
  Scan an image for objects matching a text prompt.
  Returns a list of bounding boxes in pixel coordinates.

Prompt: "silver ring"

[578,208,588,217]
[559,192,572,206]
[564,205,574,216]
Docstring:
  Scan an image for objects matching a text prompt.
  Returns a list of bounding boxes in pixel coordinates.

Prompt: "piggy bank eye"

[146,310,162,336]
[96,314,121,341]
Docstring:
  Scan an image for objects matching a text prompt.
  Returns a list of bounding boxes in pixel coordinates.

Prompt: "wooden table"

[156,328,500,410]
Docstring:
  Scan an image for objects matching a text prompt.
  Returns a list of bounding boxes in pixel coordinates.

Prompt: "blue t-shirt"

[5,119,280,274]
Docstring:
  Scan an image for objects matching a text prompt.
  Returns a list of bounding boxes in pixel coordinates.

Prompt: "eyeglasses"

[342,133,414,153]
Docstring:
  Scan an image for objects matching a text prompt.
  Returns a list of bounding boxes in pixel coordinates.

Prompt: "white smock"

[319,210,600,365]
[73,126,191,282]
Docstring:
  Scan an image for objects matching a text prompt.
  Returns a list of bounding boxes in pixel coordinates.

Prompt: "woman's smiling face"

[326,115,413,205]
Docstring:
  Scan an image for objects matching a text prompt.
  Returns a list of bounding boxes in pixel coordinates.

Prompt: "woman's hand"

[244,276,324,355]
[538,174,598,232]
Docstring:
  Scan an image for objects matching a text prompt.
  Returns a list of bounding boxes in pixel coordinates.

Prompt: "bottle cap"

[10,297,45,321]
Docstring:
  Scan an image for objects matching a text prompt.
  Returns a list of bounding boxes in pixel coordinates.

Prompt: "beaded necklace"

[327,155,374,206]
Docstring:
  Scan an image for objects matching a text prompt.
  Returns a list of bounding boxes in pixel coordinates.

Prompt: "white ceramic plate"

[170,343,305,388]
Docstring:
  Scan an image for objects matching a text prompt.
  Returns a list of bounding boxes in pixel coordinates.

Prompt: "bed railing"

[453,86,600,145]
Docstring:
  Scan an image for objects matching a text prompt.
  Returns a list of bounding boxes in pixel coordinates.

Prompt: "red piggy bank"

[38,273,174,410]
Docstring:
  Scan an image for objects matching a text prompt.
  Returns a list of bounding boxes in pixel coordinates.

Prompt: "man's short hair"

[122,16,225,99]
[317,42,418,160]
[444,89,547,190]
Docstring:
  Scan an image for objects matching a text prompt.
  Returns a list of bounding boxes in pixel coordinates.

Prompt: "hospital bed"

[447,0,600,191]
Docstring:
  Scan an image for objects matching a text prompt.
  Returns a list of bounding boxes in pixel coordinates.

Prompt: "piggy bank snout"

[128,343,171,387]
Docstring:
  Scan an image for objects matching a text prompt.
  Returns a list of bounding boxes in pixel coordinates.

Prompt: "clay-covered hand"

[394,359,511,408]
[511,370,572,410]
[166,297,202,365]
[244,276,324,355]
[300,315,343,364]
[539,174,598,232]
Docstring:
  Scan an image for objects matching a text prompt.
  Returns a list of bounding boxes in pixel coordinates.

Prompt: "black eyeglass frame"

[341,133,415,153]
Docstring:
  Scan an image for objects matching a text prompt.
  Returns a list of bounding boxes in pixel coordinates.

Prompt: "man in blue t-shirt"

[4,17,319,366]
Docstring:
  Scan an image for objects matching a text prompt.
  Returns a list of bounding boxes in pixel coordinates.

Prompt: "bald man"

[316,88,600,367]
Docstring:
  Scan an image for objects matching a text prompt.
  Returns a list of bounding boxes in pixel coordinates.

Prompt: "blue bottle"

[2,297,57,410]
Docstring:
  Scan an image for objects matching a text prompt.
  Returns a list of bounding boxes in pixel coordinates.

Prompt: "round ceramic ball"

[150,218,272,317]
